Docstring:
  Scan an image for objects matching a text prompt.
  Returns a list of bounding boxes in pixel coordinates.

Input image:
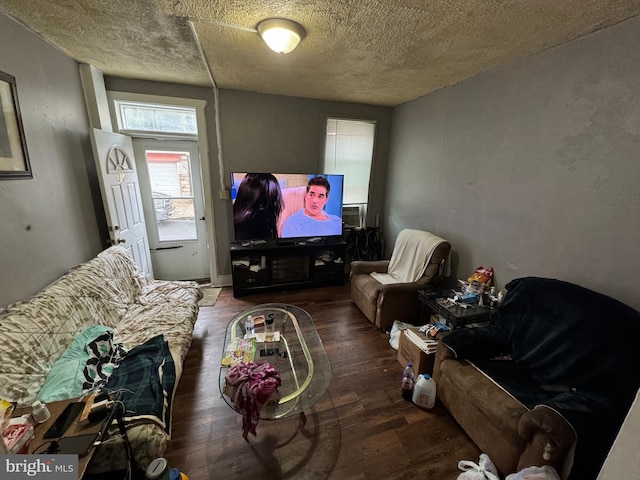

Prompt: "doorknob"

[117,239,126,244]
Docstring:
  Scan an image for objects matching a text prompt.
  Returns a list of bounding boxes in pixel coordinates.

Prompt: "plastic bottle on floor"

[412,373,436,409]
[402,362,415,383]
[401,362,415,401]
[145,458,170,479]
[169,468,190,480]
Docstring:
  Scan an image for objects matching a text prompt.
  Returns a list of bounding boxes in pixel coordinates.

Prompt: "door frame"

[106,91,220,285]
[133,138,209,280]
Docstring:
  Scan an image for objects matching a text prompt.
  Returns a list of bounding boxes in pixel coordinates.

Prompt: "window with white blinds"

[323,118,376,206]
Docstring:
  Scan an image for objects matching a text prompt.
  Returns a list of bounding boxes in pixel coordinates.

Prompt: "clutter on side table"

[0,398,13,427]
[1,415,34,454]
[452,266,502,308]
[421,322,449,339]
[31,400,51,423]
[405,328,438,353]
[0,398,21,454]
[467,266,494,285]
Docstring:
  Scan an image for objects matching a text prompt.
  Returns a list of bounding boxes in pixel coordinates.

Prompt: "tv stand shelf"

[230,239,346,297]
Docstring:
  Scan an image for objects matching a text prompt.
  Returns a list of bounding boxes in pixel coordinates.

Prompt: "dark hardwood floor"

[164,283,480,480]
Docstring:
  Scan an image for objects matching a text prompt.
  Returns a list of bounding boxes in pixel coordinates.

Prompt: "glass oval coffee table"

[219,303,331,430]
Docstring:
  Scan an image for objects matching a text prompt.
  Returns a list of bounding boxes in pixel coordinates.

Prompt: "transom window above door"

[114,101,197,136]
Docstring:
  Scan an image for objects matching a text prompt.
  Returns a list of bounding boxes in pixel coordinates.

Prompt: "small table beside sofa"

[418,290,494,329]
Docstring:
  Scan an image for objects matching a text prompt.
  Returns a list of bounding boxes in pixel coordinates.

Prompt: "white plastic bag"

[457,453,500,480]
[505,465,561,480]
[388,321,413,349]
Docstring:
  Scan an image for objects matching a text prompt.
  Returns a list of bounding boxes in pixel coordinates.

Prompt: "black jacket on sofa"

[443,277,640,480]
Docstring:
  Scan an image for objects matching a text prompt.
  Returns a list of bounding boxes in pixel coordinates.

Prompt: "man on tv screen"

[232,173,284,240]
[281,176,342,237]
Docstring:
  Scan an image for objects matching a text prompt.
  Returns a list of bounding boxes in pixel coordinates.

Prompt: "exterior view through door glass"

[133,139,209,281]
[148,150,196,241]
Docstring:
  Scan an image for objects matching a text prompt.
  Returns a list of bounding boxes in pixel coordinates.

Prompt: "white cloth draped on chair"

[371,229,451,285]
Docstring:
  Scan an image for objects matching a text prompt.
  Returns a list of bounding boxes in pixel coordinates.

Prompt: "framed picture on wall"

[0,71,31,179]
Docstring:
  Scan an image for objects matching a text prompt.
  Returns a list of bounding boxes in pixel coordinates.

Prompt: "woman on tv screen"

[232,173,284,240]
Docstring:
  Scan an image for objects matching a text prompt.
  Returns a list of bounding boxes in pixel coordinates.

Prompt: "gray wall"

[386,15,640,312]
[217,89,392,273]
[0,13,102,306]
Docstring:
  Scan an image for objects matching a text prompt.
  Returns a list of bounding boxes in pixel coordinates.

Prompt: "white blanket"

[371,229,450,285]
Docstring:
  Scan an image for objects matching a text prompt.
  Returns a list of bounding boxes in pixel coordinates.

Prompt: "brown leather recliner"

[349,229,451,331]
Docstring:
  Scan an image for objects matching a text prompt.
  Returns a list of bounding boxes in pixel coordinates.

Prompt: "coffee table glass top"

[219,303,331,419]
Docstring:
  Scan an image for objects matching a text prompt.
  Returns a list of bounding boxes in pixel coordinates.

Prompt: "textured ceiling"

[1,1,640,107]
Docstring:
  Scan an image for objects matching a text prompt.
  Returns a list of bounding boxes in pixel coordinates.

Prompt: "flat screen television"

[231,172,345,242]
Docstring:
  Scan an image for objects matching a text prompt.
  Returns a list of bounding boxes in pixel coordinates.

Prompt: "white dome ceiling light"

[257,18,306,54]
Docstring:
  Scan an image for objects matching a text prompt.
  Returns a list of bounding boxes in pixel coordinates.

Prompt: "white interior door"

[90,128,153,276]
[132,139,209,281]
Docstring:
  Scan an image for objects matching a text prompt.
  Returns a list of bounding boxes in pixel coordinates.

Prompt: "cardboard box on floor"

[397,327,435,375]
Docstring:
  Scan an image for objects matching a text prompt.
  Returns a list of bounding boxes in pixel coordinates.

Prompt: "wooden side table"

[13,398,109,479]
[418,290,495,329]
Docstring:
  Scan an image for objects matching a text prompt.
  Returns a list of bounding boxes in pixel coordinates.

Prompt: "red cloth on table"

[225,361,281,438]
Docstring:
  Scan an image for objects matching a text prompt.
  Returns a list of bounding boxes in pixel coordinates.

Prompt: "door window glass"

[145,150,197,241]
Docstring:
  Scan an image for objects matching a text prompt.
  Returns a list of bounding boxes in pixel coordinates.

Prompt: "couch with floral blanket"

[0,246,202,472]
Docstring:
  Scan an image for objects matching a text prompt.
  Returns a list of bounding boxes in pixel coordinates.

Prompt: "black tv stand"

[277,240,296,246]
[230,239,346,297]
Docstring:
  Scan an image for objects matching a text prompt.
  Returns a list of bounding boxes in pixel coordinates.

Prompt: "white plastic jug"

[412,373,436,409]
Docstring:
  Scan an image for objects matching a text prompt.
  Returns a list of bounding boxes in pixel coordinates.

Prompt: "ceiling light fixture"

[257,18,305,54]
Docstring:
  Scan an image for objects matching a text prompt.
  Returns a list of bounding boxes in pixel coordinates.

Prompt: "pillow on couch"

[37,325,126,402]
